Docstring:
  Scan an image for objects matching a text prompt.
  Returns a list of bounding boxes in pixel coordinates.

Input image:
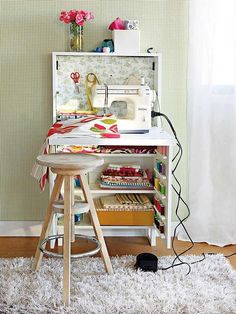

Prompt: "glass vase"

[69,22,83,52]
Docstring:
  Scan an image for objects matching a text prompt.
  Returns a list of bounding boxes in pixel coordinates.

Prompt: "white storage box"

[112,30,140,54]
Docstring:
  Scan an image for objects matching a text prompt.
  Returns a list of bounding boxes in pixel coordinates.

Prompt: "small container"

[112,30,140,53]
[74,214,82,223]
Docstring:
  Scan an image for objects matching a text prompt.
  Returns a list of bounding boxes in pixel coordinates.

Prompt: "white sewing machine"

[91,85,156,133]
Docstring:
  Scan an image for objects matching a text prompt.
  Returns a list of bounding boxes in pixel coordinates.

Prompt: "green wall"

[0,0,188,220]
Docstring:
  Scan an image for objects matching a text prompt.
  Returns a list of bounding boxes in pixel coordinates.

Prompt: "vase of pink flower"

[59,9,94,52]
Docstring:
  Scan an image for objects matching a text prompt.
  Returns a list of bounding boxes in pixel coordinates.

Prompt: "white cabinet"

[50,52,175,248]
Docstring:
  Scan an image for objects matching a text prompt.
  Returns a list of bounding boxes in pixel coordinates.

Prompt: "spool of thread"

[161,164,166,175]
[156,160,161,172]
[160,204,165,215]
[159,221,165,234]
[159,162,163,173]
[159,183,166,195]
[156,200,161,211]
[154,178,160,190]
[103,47,110,53]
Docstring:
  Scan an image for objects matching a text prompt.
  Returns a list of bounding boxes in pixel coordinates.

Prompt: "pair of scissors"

[70,72,80,84]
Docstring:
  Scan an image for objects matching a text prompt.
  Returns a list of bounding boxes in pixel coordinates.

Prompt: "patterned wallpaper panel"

[56,55,156,113]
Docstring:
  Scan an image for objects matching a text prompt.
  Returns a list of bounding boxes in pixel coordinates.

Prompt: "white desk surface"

[49,127,176,146]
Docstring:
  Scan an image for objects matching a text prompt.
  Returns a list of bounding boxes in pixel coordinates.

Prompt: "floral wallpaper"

[55,55,156,113]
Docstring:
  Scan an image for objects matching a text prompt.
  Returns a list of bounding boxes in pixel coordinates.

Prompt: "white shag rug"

[0,255,235,314]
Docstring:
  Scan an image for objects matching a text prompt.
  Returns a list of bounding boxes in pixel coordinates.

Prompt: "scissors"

[70,72,80,84]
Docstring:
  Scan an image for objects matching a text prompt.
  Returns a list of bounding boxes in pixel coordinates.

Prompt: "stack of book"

[100,163,153,190]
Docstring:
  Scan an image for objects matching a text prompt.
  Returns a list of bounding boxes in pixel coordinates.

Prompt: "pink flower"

[68,10,77,20]
[75,12,85,26]
[85,11,94,21]
[59,11,67,21]
[59,11,71,23]
[79,10,88,18]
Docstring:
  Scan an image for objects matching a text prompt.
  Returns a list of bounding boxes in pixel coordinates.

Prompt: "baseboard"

[0,221,44,236]
[0,221,179,237]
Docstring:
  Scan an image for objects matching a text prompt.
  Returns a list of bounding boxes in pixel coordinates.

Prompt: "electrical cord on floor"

[164,116,236,261]
[151,110,207,274]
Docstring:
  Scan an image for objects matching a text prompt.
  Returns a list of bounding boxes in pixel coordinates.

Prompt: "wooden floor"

[0,236,235,269]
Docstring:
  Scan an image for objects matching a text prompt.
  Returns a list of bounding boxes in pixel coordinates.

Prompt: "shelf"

[48,127,176,146]
[57,214,154,230]
[74,183,155,194]
[53,52,160,57]
[97,154,156,158]
[154,168,166,180]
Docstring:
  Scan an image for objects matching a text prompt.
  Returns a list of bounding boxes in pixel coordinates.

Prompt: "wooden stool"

[32,153,113,306]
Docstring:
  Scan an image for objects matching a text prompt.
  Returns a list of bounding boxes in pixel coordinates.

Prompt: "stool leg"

[71,178,75,243]
[79,173,113,275]
[32,174,63,271]
[63,176,72,306]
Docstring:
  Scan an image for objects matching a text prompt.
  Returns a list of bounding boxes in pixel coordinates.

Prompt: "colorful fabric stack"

[100,163,153,189]
[61,145,156,154]
[96,146,156,154]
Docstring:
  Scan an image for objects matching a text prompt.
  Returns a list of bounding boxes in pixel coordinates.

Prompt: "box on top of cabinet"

[112,30,140,53]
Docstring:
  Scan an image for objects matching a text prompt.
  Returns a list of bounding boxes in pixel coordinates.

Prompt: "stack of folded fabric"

[100,163,153,189]
[96,146,156,154]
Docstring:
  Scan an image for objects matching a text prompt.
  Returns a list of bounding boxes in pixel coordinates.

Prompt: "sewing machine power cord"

[151,111,236,274]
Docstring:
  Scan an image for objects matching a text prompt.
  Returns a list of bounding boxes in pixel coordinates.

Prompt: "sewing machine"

[92,85,156,133]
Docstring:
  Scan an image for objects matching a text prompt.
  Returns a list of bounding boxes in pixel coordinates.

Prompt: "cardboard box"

[96,210,154,226]
[112,30,140,54]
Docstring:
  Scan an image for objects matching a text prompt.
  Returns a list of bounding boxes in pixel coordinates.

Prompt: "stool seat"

[52,200,89,214]
[36,153,104,170]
